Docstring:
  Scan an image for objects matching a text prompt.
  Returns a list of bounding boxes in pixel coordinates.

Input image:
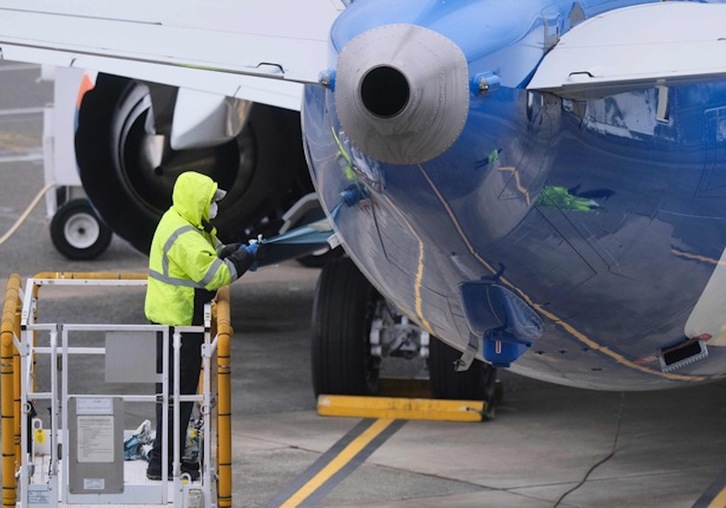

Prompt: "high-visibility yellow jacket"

[144,172,238,325]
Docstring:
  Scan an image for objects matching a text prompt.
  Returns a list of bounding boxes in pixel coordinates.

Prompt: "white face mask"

[209,201,219,220]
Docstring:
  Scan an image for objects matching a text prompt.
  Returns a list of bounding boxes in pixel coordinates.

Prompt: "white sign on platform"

[77,415,114,463]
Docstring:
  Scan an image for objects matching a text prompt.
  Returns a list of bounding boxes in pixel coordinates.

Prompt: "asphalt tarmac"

[1,62,726,508]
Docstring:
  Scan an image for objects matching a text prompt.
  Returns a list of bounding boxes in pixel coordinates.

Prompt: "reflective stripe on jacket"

[144,172,237,325]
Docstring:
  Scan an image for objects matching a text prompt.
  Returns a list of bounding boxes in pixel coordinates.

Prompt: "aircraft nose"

[334,24,470,165]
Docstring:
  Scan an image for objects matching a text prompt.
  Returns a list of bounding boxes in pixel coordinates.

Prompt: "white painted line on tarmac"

[0,153,43,163]
[0,63,39,72]
[0,107,45,116]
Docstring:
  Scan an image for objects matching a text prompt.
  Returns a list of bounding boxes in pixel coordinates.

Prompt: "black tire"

[50,199,113,260]
[311,257,380,396]
[429,337,498,405]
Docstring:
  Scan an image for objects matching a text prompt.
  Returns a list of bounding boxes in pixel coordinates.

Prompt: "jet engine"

[74,74,312,253]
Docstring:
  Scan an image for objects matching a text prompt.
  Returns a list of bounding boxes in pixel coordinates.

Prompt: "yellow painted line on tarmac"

[693,467,726,508]
[707,488,726,508]
[277,418,402,508]
[274,394,485,507]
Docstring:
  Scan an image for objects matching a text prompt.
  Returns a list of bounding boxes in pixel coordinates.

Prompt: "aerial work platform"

[1,273,234,507]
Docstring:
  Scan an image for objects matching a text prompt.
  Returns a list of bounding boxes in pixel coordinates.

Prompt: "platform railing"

[2,273,21,508]
[1,272,234,507]
[215,286,232,508]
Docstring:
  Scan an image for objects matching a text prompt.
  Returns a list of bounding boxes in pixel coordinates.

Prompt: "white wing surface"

[0,0,345,110]
[528,2,726,98]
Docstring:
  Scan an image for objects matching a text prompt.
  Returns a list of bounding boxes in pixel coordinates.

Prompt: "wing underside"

[528,2,726,98]
[0,0,345,110]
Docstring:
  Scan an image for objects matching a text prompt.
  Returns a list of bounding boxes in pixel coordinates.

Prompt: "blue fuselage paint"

[302,0,726,390]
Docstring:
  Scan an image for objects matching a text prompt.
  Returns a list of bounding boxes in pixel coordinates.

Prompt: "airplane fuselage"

[303,0,726,390]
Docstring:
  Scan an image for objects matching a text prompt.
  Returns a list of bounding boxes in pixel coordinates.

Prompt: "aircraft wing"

[0,0,345,111]
[528,2,726,98]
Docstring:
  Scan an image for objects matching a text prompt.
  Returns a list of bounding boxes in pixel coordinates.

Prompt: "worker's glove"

[242,242,266,271]
[243,242,259,259]
[227,247,255,277]
[218,242,242,259]
[227,241,265,276]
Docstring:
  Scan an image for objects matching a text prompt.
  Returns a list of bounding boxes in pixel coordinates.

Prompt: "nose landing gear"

[312,257,501,411]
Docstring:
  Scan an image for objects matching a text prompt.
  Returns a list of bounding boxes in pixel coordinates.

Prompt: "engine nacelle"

[74,74,309,253]
[170,88,252,150]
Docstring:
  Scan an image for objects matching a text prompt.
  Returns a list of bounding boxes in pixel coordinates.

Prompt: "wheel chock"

[316,394,487,422]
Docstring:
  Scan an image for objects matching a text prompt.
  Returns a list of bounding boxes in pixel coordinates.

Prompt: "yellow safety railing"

[2,274,21,508]
[31,271,148,285]
[1,272,235,507]
[215,286,233,508]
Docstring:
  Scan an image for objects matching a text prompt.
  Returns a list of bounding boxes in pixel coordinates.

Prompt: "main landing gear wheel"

[312,257,381,396]
[50,199,113,260]
[428,337,501,409]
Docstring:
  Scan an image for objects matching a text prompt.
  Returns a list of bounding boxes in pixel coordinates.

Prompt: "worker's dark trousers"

[147,292,212,472]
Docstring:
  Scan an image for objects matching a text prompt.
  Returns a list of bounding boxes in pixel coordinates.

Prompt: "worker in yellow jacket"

[144,171,260,480]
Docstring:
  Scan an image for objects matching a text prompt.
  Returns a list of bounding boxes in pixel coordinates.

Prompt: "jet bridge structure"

[1,272,234,507]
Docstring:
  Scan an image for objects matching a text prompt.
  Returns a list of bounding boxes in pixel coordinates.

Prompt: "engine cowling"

[74,74,310,253]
